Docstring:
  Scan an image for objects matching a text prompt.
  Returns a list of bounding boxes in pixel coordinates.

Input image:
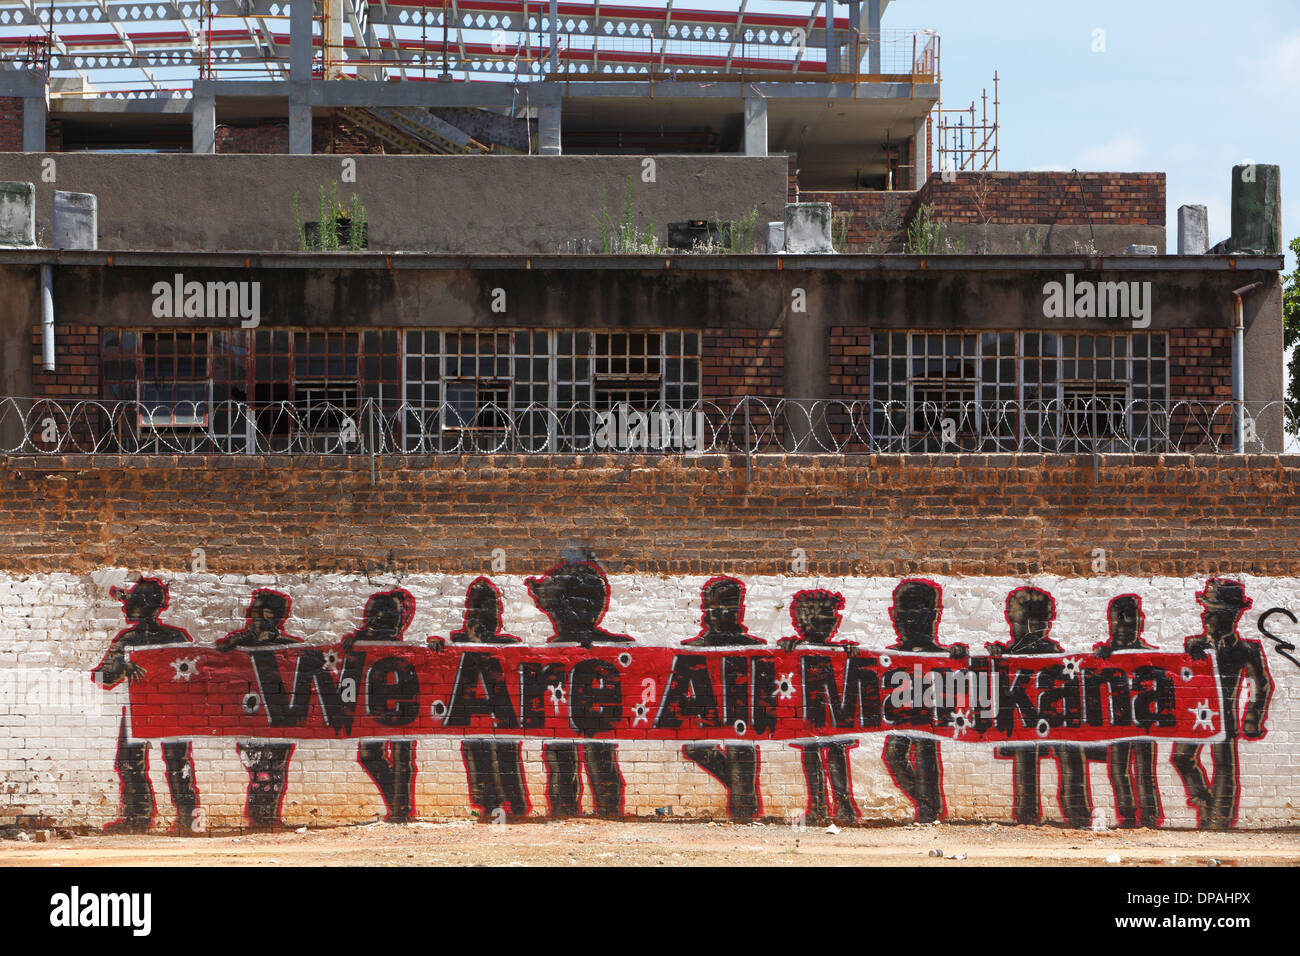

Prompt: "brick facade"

[0,96,21,152]
[799,191,913,252]
[29,324,99,401]
[914,171,1166,226]
[215,121,290,154]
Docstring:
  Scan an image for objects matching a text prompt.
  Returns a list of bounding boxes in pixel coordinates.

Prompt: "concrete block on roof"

[765,221,785,253]
[0,182,35,247]
[53,191,98,250]
[1177,204,1208,254]
[784,202,834,254]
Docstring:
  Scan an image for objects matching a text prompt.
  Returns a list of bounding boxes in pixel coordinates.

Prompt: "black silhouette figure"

[682,576,765,822]
[1093,594,1162,828]
[444,578,530,821]
[881,579,968,824]
[527,560,628,817]
[343,589,419,823]
[683,576,765,647]
[217,589,301,829]
[987,586,1091,828]
[780,589,859,826]
[91,578,200,834]
[527,560,632,647]
[1172,579,1274,830]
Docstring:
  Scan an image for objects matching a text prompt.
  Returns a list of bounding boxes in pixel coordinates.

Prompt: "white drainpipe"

[1230,282,1262,453]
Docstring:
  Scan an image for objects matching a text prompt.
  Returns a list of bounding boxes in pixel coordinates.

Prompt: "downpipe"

[40,264,54,371]
[1231,282,1262,453]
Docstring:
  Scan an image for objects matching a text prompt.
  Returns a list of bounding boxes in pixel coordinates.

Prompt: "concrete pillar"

[290,0,314,153]
[847,1,861,73]
[549,0,559,73]
[824,1,838,74]
[52,191,97,249]
[743,96,768,157]
[325,0,345,78]
[867,0,881,73]
[289,88,312,154]
[192,94,216,154]
[21,95,45,152]
[538,105,562,155]
[1231,163,1281,255]
[0,182,35,247]
[783,281,832,450]
[1177,204,1208,254]
[290,0,313,81]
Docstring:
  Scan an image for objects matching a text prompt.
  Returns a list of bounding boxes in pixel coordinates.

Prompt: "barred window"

[871,330,1169,452]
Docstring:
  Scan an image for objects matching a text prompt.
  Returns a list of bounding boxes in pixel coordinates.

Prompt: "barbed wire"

[0,397,1293,456]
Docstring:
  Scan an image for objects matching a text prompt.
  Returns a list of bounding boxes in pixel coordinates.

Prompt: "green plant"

[294,191,307,252]
[832,211,852,253]
[724,206,760,253]
[905,203,948,254]
[593,176,658,254]
[296,184,368,251]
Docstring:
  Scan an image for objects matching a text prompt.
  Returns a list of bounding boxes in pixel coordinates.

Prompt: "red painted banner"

[125,645,1225,744]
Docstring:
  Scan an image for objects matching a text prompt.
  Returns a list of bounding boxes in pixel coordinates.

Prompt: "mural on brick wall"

[91,561,1281,833]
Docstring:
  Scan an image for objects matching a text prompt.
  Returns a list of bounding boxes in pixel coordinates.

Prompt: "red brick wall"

[30,324,99,401]
[1169,327,1234,447]
[215,121,290,154]
[1,453,1299,577]
[915,171,1165,226]
[799,191,912,252]
[0,96,21,151]
[787,154,799,203]
[701,329,784,406]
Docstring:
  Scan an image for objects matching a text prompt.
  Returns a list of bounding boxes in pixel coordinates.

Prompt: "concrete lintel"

[0,249,1281,273]
[556,80,938,101]
[310,79,550,109]
[51,95,191,115]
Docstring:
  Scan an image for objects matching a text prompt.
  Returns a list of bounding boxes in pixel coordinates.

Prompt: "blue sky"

[893,0,1297,270]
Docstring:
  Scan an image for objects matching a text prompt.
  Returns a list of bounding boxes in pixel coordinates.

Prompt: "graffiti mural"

[343,589,419,823]
[91,578,200,834]
[87,563,1286,832]
[880,579,966,824]
[1170,579,1273,830]
[216,589,302,829]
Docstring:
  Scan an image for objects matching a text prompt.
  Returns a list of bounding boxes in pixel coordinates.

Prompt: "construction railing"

[0,397,1292,457]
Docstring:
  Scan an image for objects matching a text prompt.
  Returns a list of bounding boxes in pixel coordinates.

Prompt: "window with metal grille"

[871,330,1169,452]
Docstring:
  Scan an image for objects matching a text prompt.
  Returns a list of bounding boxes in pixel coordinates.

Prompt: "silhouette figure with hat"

[1172,578,1273,830]
[91,577,200,834]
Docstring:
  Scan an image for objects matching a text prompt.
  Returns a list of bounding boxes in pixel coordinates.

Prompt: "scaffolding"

[935,70,999,174]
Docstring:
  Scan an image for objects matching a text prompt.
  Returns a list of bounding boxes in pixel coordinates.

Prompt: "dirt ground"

[3,820,1300,866]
